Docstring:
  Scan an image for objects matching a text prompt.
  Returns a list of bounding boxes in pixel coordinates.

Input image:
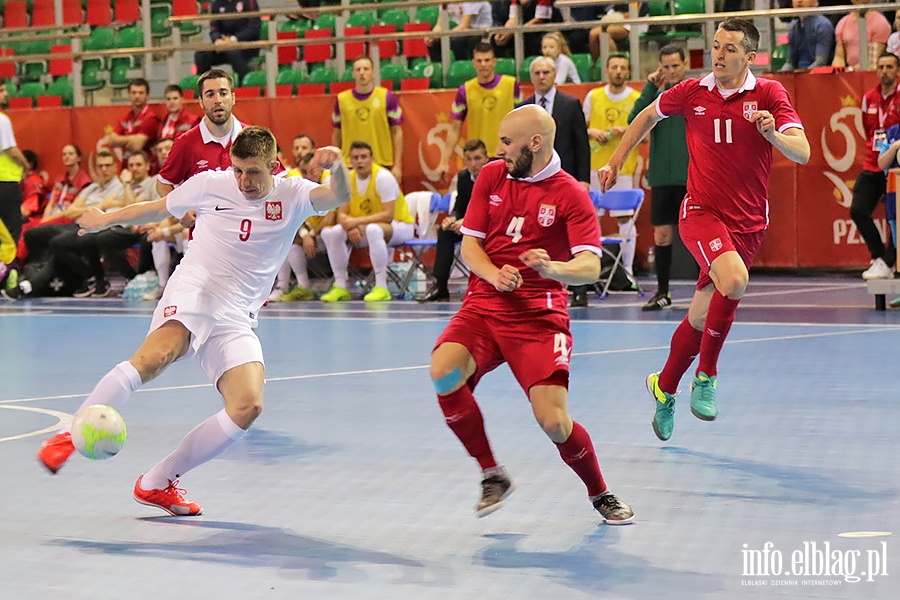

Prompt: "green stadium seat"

[519,56,537,81]
[241,70,268,88]
[279,18,312,34]
[82,27,116,52]
[647,1,671,17]
[20,60,47,81]
[571,53,594,82]
[82,58,105,91]
[314,13,336,31]
[309,65,339,91]
[109,59,132,89]
[494,57,515,77]
[116,25,144,49]
[150,3,172,38]
[275,68,306,94]
[17,81,47,101]
[410,61,443,89]
[379,63,410,87]
[445,60,476,88]
[47,77,74,106]
[770,44,789,73]
[179,74,201,94]
[379,8,410,29]
[415,6,439,27]
[674,0,704,14]
[347,11,378,29]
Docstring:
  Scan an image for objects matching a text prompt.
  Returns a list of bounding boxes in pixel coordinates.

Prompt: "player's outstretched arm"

[461,235,523,293]
[77,198,172,234]
[310,145,351,213]
[520,249,600,286]
[598,101,663,192]
[751,112,809,165]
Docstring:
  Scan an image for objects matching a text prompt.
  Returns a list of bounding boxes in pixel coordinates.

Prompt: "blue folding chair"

[590,188,646,298]
[388,192,443,297]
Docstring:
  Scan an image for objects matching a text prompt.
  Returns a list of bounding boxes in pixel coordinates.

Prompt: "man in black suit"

[520,56,591,188]
[419,139,490,302]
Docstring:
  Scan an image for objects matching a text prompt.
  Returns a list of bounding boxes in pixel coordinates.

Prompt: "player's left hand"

[492,264,523,292]
[313,146,343,169]
[751,110,776,139]
[519,249,554,278]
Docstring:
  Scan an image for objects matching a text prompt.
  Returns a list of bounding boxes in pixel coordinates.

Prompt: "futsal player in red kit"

[599,18,810,441]
[430,105,634,524]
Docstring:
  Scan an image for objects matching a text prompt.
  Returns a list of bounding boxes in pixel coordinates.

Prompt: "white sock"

[141,409,245,490]
[321,225,350,289]
[287,244,309,288]
[151,241,171,287]
[71,361,142,431]
[274,258,291,291]
[366,224,389,289]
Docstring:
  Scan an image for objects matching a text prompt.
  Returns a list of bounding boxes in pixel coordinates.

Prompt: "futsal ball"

[71,405,127,460]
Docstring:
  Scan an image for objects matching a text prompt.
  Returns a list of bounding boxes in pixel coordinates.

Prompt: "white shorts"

[590,173,635,217]
[148,275,265,384]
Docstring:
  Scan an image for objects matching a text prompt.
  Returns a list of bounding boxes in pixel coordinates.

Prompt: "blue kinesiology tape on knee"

[433,367,462,395]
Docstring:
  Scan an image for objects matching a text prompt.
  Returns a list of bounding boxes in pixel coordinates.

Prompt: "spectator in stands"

[420,139,490,302]
[19,150,48,225]
[65,151,157,298]
[286,133,315,177]
[854,52,900,280]
[272,151,336,302]
[438,42,522,176]
[319,140,415,303]
[887,10,900,58]
[157,69,245,196]
[158,84,201,141]
[16,151,124,297]
[522,57,590,186]
[426,2,493,65]
[194,0,262,83]
[332,56,404,183]
[565,3,601,55]
[99,79,161,157]
[542,32,580,84]
[493,0,561,58]
[833,0,891,70]
[781,0,835,71]
[0,81,28,285]
[590,4,649,62]
[573,53,641,307]
[629,44,690,311]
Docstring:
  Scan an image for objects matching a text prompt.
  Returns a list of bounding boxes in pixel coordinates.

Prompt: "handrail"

[167,0,471,24]
[0,31,89,46]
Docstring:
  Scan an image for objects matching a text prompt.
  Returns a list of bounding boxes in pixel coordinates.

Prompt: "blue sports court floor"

[1,275,898,600]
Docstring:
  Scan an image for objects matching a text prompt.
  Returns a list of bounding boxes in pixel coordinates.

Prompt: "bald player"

[428,105,634,525]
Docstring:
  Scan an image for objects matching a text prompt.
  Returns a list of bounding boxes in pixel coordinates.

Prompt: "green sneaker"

[363,285,392,302]
[320,285,351,303]
[646,372,676,441]
[690,371,718,421]
[279,284,315,302]
[5,267,17,291]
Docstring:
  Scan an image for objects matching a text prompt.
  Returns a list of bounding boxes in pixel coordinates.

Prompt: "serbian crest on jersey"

[265,201,283,221]
[742,101,758,121]
[538,204,556,227]
[710,237,723,252]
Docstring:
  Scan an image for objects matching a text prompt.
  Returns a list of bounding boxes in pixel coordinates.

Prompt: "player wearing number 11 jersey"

[599,18,810,441]
[37,128,351,516]
[430,105,634,525]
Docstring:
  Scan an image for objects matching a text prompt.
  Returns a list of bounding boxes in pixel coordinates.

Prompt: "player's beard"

[508,147,534,179]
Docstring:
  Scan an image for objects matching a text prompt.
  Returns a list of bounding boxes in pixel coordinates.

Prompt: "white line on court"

[0,405,71,442]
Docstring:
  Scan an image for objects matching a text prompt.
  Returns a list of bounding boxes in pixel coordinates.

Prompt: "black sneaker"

[72,278,97,298]
[570,291,588,308]
[475,469,515,518]
[91,280,113,297]
[642,291,672,311]
[592,492,634,525]
[418,287,450,302]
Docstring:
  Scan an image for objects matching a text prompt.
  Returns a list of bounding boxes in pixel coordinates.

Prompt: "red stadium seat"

[9,97,33,109]
[303,29,333,64]
[0,49,16,79]
[64,2,84,25]
[277,31,298,65]
[275,84,293,97]
[50,45,73,77]
[403,23,431,59]
[370,25,397,60]
[4,0,28,29]
[86,0,112,26]
[115,0,141,23]
[37,95,63,108]
[400,78,429,91]
[297,83,326,96]
[32,0,55,27]
[330,81,354,94]
[235,86,262,98]
[172,0,199,17]
[343,26,366,59]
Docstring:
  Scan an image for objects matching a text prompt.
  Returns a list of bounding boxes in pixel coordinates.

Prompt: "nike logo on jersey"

[214,205,233,211]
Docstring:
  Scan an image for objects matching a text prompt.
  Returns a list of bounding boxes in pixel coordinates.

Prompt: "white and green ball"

[71,405,127,460]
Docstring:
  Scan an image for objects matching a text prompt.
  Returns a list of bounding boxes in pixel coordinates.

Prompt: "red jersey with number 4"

[657,71,803,233]
[459,154,602,300]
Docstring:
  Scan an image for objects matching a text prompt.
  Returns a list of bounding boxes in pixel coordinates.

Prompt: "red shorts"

[434,293,572,394]
[679,203,766,291]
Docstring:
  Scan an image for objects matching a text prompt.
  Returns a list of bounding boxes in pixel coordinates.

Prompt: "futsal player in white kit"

[36,127,351,516]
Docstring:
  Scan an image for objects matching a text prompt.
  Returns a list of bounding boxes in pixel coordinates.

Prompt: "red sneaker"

[133,476,203,516]
[37,432,76,474]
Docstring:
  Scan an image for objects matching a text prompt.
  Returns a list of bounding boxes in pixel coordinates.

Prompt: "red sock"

[554,421,606,497]
[697,292,740,377]
[437,387,497,471]
[658,316,703,394]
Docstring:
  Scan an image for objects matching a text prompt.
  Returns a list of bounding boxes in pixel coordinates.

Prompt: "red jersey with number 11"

[657,71,803,233]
